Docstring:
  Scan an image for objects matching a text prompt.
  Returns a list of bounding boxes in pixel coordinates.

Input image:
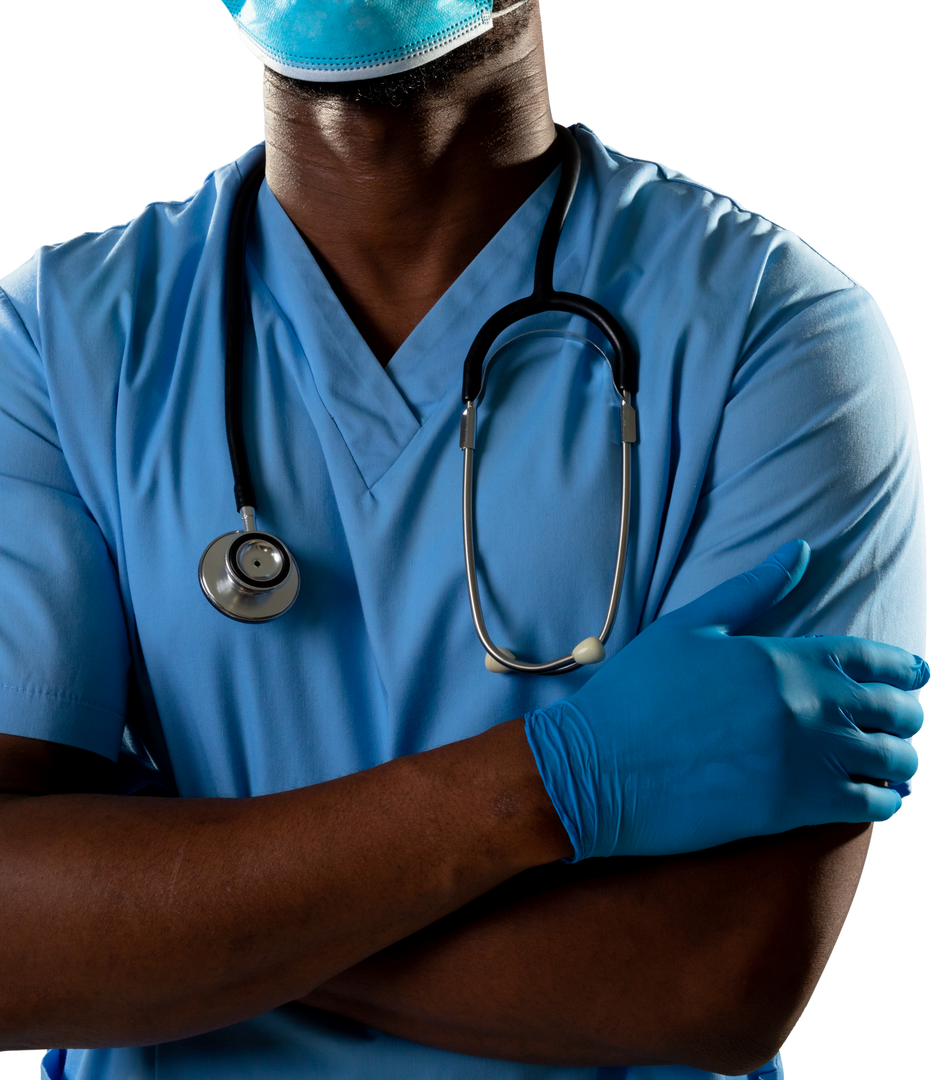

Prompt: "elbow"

[655,956,814,1075]
[678,1014,790,1078]
[714,1030,795,1077]
[0,1036,45,1054]
[588,998,793,1076]
[0,1013,42,1054]
[0,1002,41,1054]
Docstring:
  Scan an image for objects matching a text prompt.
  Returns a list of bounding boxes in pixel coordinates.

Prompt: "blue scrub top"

[0,125,923,1080]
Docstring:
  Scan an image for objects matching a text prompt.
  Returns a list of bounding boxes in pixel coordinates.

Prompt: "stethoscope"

[200,126,638,675]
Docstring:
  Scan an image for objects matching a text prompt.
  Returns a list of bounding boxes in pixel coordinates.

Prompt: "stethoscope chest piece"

[199,526,300,623]
[201,149,301,625]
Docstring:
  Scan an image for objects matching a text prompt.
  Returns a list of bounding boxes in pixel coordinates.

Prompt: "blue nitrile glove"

[524,540,928,861]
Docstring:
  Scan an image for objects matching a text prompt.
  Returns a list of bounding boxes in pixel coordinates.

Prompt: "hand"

[524,540,928,861]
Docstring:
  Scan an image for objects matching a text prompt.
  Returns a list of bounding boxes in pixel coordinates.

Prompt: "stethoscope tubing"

[462,426,631,676]
[458,125,638,675]
[225,152,267,515]
[205,126,638,667]
[461,292,636,405]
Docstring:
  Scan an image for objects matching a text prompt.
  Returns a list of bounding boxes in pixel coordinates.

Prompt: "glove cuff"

[523,702,594,863]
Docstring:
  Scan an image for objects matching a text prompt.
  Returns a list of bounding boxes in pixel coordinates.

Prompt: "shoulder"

[572,123,857,324]
[569,125,899,416]
[0,145,264,371]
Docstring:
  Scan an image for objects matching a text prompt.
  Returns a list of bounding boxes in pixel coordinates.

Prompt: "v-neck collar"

[247,161,563,489]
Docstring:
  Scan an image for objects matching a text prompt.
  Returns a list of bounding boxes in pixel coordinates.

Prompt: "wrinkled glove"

[524,540,927,861]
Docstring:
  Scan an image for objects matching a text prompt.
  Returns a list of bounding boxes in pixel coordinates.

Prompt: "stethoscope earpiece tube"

[462,127,636,404]
[532,125,582,297]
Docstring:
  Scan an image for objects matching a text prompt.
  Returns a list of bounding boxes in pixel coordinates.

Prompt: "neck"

[263,7,556,365]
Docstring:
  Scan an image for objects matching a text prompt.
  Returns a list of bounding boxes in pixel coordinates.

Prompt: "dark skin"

[257,2,881,1062]
[262,5,558,364]
[0,734,870,1072]
[0,3,876,1073]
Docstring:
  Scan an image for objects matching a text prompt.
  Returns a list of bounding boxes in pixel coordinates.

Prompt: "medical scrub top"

[0,125,923,1080]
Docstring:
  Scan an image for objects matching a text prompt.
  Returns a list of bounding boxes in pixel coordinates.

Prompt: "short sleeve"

[0,283,129,760]
[658,236,925,655]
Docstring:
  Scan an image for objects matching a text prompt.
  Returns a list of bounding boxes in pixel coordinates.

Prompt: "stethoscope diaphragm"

[199,522,300,623]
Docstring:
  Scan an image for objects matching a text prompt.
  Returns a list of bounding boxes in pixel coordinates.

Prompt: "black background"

[0,6,924,1080]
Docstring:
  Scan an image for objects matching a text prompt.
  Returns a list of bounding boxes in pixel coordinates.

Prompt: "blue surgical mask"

[220,0,529,82]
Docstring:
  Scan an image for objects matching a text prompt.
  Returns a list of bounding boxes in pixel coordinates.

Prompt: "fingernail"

[915,658,930,687]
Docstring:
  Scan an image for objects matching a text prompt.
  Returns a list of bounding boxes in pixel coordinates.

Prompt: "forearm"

[300,823,871,1074]
[0,721,570,1051]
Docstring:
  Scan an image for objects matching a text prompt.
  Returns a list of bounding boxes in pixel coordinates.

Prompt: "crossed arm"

[0,726,869,1075]
[298,823,869,1071]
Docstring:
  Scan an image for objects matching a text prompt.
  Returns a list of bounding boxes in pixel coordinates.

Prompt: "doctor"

[0,2,925,1079]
